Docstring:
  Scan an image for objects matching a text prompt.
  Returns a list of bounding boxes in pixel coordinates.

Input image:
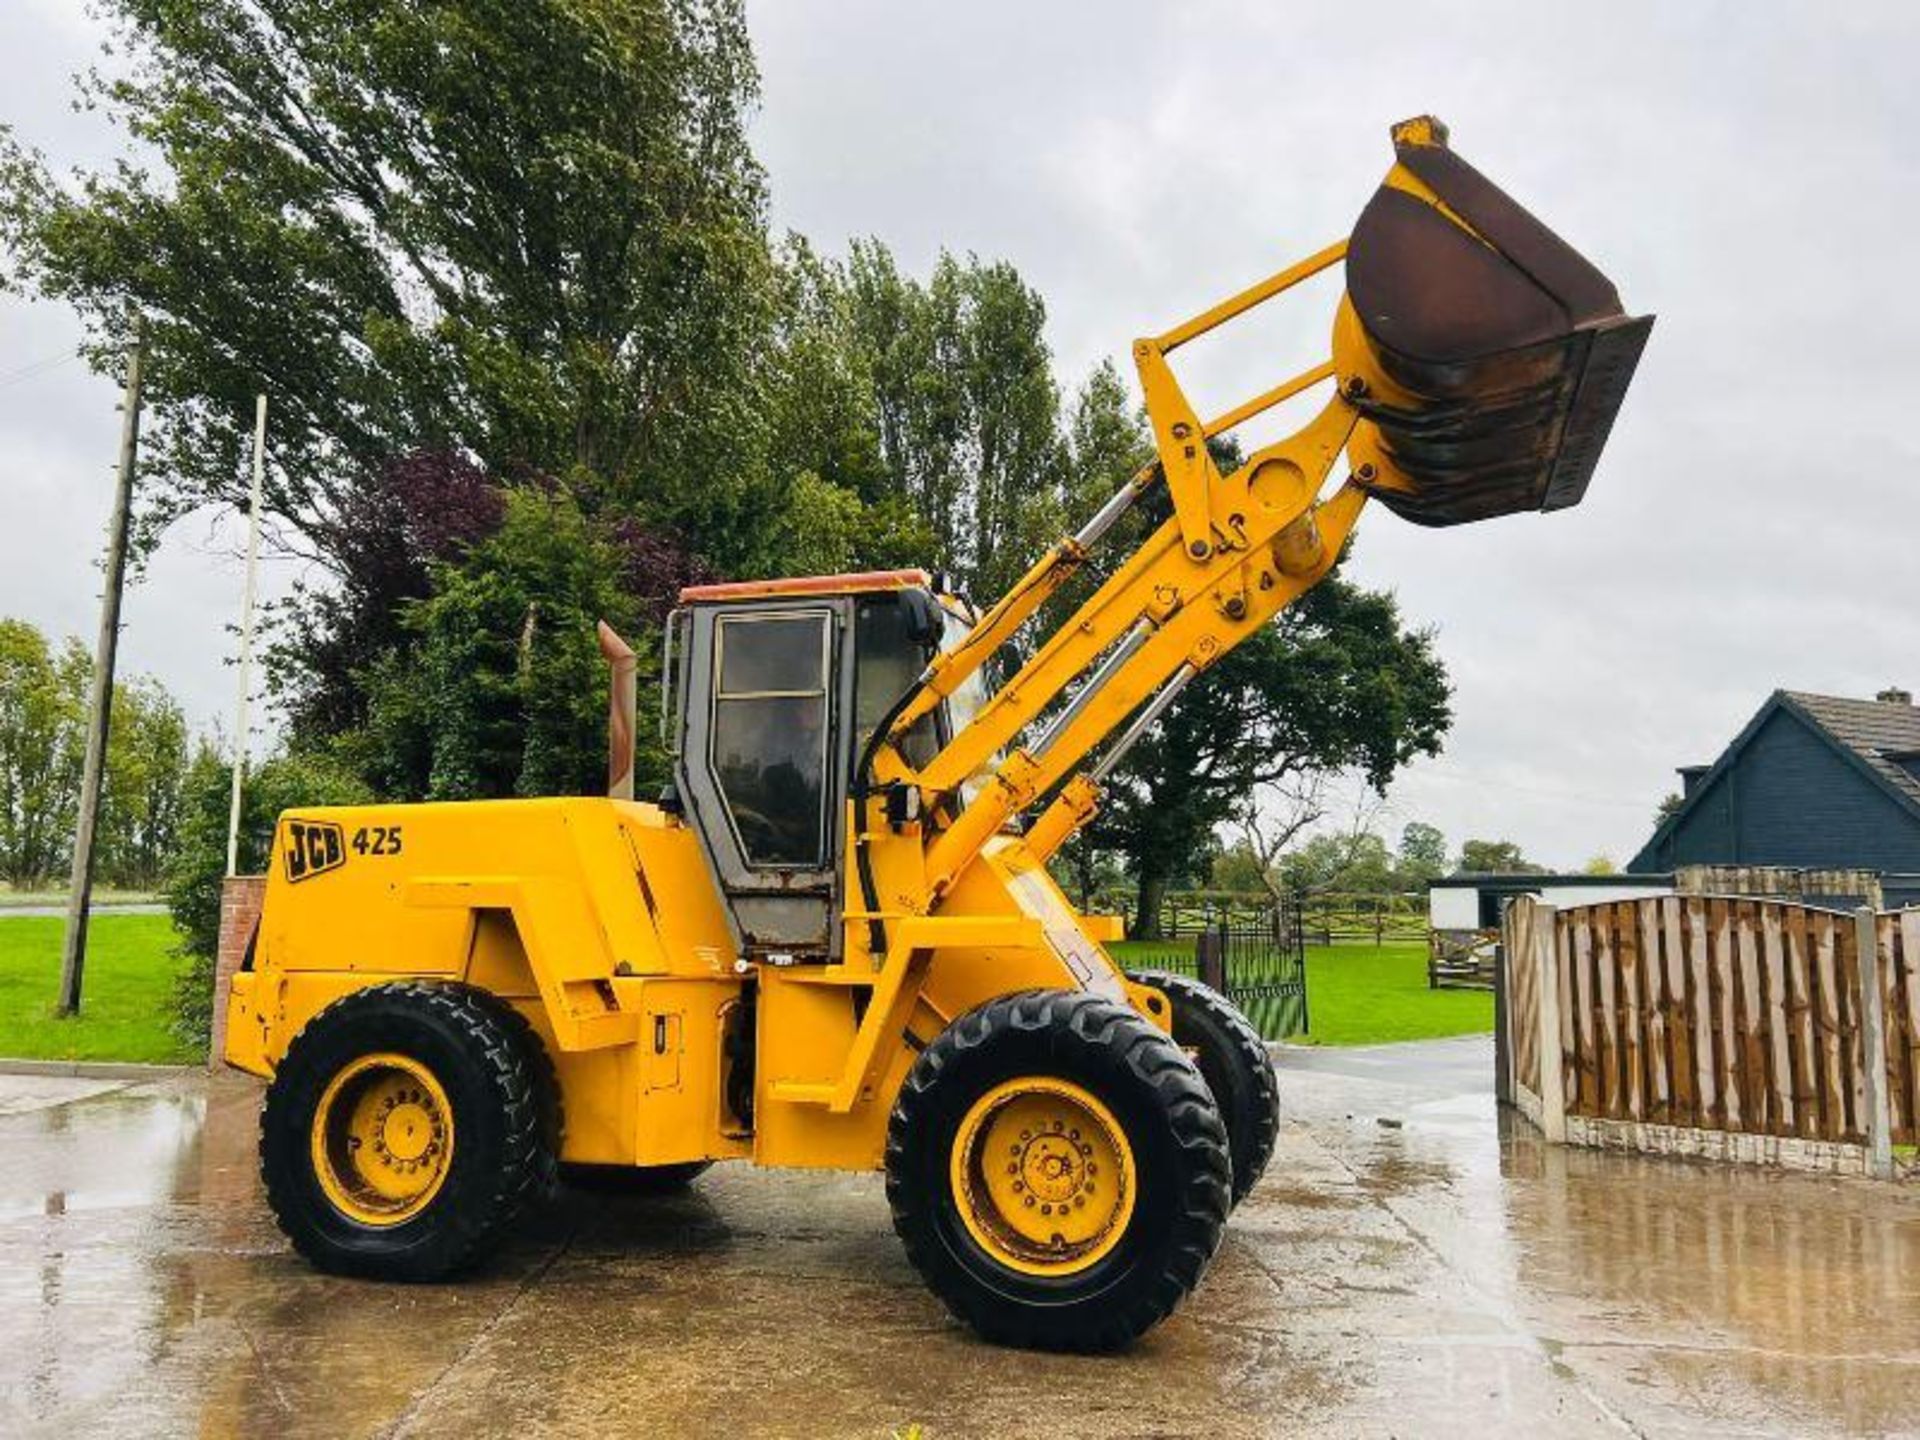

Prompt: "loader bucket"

[1338,117,1653,527]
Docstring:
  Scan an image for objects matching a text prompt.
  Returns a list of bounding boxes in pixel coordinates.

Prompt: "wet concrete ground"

[2,1037,1916,1438]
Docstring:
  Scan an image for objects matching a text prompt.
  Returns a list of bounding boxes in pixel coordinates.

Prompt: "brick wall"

[211,875,267,1070]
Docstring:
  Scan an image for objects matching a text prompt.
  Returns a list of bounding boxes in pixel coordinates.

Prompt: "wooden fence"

[1298,891,1427,946]
[1428,927,1499,990]
[1501,894,1918,1176]
[1083,888,1425,948]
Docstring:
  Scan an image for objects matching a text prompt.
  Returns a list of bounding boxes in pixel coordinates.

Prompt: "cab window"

[712,612,830,867]
[852,596,938,769]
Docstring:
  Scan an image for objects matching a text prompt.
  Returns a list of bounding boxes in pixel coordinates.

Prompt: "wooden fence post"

[1535,903,1566,1143]
[1855,907,1894,1180]
[1493,925,1512,1106]
[1197,923,1227,994]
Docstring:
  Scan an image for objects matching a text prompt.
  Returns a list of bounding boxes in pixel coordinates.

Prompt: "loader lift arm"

[857,115,1651,952]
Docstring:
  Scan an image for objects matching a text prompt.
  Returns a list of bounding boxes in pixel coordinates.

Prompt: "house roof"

[1430,872,1673,891]
[1632,689,1920,869]
[1783,691,1920,809]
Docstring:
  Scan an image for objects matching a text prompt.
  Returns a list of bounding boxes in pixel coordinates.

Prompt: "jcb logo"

[283,819,346,884]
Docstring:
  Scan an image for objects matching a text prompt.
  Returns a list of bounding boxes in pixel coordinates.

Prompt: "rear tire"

[260,981,551,1281]
[1128,969,1280,1207]
[886,989,1230,1352]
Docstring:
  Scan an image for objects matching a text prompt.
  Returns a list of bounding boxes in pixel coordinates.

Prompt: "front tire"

[260,981,552,1281]
[1128,969,1280,1206]
[886,989,1230,1352]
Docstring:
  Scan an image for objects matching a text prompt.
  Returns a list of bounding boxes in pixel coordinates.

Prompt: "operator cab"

[664,569,985,962]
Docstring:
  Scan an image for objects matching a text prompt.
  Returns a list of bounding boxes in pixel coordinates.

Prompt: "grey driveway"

[1,1034,1915,1437]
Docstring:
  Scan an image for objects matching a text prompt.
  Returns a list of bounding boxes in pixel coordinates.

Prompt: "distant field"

[0,884,160,909]
[1110,938,1492,1047]
[0,913,196,1064]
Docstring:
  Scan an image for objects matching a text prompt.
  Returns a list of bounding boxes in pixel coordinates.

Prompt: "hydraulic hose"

[851,673,928,962]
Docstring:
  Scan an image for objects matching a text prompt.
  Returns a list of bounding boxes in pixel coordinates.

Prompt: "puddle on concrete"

[0,1087,206,1222]
[1353,1147,1457,1200]
[1496,1131,1920,1435]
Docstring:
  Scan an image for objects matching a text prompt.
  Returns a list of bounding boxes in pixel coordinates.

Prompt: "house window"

[712,612,831,867]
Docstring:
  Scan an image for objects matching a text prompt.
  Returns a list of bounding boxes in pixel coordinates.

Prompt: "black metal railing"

[1121,898,1308,1040]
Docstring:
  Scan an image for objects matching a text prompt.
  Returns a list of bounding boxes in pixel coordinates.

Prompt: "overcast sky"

[3,1,1916,870]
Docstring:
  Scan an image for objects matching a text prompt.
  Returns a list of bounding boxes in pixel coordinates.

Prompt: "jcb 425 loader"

[226,119,1650,1351]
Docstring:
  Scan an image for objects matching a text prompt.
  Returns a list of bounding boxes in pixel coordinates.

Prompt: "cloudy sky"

[3,1,1916,870]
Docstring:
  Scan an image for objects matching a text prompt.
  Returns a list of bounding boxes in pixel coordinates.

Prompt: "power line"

[0,348,81,389]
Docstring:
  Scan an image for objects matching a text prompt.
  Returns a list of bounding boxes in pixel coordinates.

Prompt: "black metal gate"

[1123,899,1309,1041]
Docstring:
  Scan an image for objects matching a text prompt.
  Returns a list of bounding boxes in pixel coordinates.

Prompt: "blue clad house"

[1630,687,1920,880]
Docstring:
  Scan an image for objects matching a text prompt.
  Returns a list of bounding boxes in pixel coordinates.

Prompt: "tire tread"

[259,981,550,1280]
[885,988,1230,1351]
[1129,969,1280,1204]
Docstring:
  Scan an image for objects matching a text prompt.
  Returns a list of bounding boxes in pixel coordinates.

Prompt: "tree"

[1050,834,1132,913]
[1278,832,1397,897]
[1,0,837,808]
[1090,567,1452,937]
[267,449,507,744]
[1232,775,1388,909]
[840,243,1067,603]
[1457,839,1543,875]
[1582,854,1619,876]
[1654,791,1683,826]
[0,619,88,886]
[0,617,197,890]
[1,0,779,570]
[97,676,190,888]
[167,742,370,1046]
[1396,821,1449,889]
[351,488,665,801]
[1209,841,1273,895]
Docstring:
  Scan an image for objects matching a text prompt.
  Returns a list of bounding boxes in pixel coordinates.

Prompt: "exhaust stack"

[598,620,637,800]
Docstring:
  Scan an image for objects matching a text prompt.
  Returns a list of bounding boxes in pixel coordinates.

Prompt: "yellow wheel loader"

[226,118,1650,1351]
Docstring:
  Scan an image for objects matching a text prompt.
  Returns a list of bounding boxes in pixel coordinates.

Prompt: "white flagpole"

[225,394,267,877]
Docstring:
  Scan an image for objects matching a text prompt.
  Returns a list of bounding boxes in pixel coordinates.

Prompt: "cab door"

[676,601,845,958]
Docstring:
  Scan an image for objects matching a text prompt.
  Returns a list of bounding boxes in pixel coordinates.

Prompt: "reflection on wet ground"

[1,1037,1914,1437]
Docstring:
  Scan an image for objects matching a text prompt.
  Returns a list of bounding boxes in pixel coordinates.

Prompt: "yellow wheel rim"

[310,1053,455,1227]
[950,1077,1136,1277]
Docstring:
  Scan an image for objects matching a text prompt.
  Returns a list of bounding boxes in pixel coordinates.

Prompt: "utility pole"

[58,314,144,1016]
[226,394,267,876]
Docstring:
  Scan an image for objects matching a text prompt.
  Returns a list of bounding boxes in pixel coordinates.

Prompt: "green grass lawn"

[1297,942,1491,1045]
[0,913,198,1064]
[1112,937,1492,1046]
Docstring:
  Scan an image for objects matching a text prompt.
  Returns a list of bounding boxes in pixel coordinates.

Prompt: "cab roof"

[677,568,932,604]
